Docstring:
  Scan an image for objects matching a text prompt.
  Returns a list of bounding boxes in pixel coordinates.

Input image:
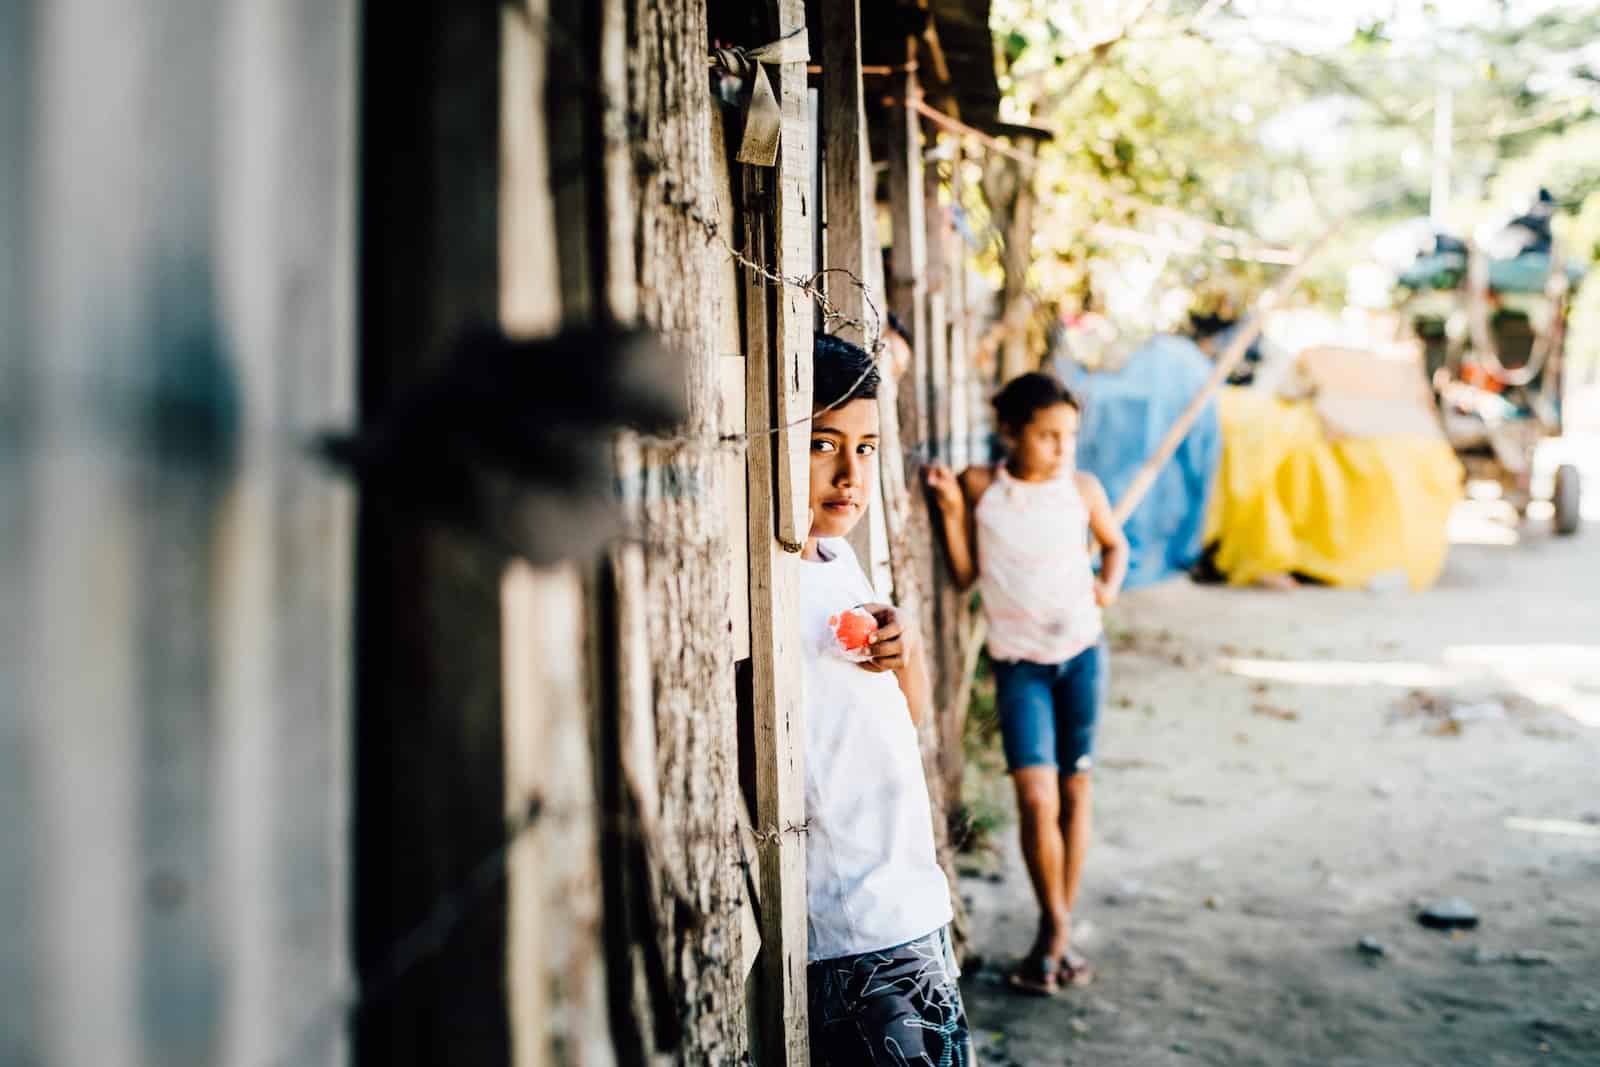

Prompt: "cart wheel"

[1553,463,1581,536]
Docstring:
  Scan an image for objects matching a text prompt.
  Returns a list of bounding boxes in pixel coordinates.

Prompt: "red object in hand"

[828,606,879,658]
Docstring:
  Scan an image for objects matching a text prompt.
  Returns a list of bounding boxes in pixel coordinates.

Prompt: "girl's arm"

[1078,472,1129,607]
[925,464,987,591]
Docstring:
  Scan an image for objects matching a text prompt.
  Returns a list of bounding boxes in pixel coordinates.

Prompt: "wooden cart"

[1401,244,1583,535]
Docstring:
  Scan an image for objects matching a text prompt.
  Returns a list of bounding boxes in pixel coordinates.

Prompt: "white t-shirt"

[799,538,953,962]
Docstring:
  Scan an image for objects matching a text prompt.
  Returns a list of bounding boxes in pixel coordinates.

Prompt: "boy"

[799,333,971,1064]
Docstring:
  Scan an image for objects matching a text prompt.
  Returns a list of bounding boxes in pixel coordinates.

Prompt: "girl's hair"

[812,332,880,411]
[992,372,1078,432]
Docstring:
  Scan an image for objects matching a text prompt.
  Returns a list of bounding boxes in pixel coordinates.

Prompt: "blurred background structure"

[2,3,357,1066]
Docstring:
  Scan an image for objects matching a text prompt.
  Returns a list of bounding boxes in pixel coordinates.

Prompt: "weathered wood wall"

[512,0,990,1057]
[616,0,750,1062]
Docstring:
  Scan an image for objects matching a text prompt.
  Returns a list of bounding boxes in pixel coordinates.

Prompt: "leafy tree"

[987,0,1600,362]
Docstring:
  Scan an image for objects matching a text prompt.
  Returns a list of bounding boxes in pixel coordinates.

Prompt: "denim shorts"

[991,641,1106,774]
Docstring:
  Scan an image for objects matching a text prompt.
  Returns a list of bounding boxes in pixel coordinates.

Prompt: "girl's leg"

[1054,643,1106,977]
[995,660,1072,970]
[1057,771,1092,920]
[1013,765,1069,960]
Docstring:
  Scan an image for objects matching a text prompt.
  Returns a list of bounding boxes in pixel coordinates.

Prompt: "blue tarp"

[1055,335,1222,590]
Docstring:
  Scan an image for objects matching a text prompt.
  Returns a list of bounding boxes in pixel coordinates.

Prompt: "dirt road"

[959,477,1600,1066]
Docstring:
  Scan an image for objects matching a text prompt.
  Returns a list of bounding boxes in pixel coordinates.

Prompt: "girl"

[926,371,1128,996]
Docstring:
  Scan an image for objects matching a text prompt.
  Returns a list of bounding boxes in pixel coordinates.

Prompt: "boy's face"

[808,396,879,540]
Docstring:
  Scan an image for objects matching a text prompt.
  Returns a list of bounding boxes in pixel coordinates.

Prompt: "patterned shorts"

[807,925,972,1066]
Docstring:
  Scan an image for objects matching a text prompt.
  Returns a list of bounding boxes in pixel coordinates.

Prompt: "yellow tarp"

[1204,388,1464,590]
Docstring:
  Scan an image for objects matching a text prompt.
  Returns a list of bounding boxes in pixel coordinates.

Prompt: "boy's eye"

[857,443,877,456]
[811,438,837,454]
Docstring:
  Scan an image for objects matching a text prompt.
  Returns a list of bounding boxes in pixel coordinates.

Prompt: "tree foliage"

[988,0,1600,349]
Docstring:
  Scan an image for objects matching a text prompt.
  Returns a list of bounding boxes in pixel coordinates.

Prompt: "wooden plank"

[713,105,753,663]
[747,10,814,1056]
[501,5,624,1065]
[820,0,881,580]
[821,0,875,351]
[924,162,949,463]
[922,156,969,836]
[615,0,748,1059]
[947,142,973,469]
[722,354,753,662]
[502,564,605,1067]
[884,58,930,617]
[741,158,811,1065]
[865,485,894,598]
[771,0,815,552]
[882,55,969,950]
[888,61,929,453]
[770,12,816,1054]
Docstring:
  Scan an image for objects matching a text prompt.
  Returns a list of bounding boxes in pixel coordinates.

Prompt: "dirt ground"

[958,441,1600,1066]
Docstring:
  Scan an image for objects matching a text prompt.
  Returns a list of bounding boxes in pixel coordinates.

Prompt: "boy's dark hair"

[992,371,1078,432]
[813,332,880,412]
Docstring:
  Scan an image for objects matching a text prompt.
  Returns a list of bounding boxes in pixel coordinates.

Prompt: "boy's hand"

[856,602,909,673]
[924,464,963,516]
[1093,580,1119,608]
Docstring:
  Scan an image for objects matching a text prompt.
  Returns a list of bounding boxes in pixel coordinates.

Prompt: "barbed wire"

[639,168,894,446]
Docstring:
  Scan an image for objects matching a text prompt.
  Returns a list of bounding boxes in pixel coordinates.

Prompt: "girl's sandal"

[1005,952,1060,997]
[1057,951,1095,989]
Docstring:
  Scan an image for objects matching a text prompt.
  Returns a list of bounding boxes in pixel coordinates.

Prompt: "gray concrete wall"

[0,1,357,1064]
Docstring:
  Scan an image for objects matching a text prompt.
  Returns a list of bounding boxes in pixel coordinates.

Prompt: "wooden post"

[821,0,876,352]
[821,0,886,586]
[500,4,611,1066]
[941,143,981,812]
[947,142,973,470]
[884,48,931,656]
[922,153,969,826]
[888,53,929,453]
[740,179,810,1058]
[771,1,814,553]
[882,49,967,946]
[614,0,750,1059]
[924,161,950,465]
[742,3,814,1062]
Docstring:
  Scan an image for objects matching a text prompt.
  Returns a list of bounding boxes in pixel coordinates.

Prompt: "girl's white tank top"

[975,463,1103,664]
